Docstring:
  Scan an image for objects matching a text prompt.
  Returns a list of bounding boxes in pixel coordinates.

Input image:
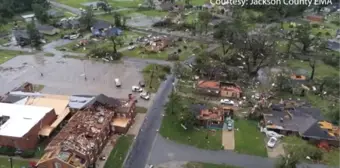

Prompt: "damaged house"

[36,94,136,168]
[263,100,339,146]
[144,36,171,52]
[191,105,235,129]
[194,80,242,99]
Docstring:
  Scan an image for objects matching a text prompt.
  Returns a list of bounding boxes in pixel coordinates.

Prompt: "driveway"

[222,130,235,150]
[0,55,152,108]
[127,113,147,135]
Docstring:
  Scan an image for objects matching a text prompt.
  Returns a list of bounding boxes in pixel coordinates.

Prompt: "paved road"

[124,74,175,168]
[42,39,86,58]
[49,0,81,15]
[149,135,331,168]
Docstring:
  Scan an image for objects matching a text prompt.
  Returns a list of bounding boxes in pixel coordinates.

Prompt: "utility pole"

[83,61,87,81]
[149,65,157,89]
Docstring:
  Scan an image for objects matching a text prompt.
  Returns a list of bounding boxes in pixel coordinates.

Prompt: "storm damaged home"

[263,100,339,146]
[191,105,235,129]
[194,80,242,98]
[36,94,136,168]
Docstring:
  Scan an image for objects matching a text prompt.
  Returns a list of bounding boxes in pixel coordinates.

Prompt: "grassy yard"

[103,135,134,168]
[122,41,198,61]
[56,30,143,53]
[135,106,147,113]
[283,136,339,167]
[0,158,30,168]
[282,22,336,38]
[0,50,27,64]
[286,59,339,79]
[160,111,222,150]
[142,64,171,93]
[234,119,267,157]
[160,95,222,150]
[185,162,242,168]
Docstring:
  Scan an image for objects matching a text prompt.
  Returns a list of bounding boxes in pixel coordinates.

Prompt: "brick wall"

[0,109,57,150]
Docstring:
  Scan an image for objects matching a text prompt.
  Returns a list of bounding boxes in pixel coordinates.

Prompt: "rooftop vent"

[0,115,10,126]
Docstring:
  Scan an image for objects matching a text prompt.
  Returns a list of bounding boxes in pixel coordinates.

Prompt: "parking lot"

[0,55,153,107]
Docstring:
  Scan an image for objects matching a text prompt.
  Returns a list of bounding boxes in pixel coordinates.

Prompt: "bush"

[158,73,166,80]
[87,47,123,60]
[316,32,322,36]
[168,54,179,61]
[177,49,182,53]
[162,65,171,73]
[20,150,35,158]
[311,23,320,28]
[325,32,331,36]
[331,20,340,26]
[0,146,16,156]
[322,54,339,68]
[289,24,294,28]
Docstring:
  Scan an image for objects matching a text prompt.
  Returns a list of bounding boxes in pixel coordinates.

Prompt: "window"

[54,162,62,168]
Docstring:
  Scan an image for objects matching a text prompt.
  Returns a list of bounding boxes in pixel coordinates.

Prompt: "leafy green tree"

[198,11,212,34]
[113,12,122,27]
[26,20,42,49]
[295,24,320,53]
[80,6,94,30]
[32,3,49,23]
[109,35,123,53]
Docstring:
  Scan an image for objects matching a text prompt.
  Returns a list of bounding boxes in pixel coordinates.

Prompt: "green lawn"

[283,136,339,167]
[185,162,242,168]
[0,158,30,168]
[0,50,27,64]
[122,41,198,61]
[282,22,336,38]
[135,106,147,113]
[56,0,144,10]
[104,135,134,168]
[286,59,339,79]
[234,119,267,157]
[142,64,171,93]
[56,30,143,53]
[160,95,222,150]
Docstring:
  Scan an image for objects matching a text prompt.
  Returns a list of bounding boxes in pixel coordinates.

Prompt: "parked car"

[139,80,145,87]
[140,92,150,100]
[132,86,143,92]
[114,78,121,87]
[227,123,233,131]
[128,45,136,50]
[69,33,82,40]
[220,99,235,106]
[267,137,277,148]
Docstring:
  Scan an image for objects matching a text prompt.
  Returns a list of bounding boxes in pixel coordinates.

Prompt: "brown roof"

[197,80,220,89]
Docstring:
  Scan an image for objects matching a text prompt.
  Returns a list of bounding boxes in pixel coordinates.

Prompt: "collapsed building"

[36,94,136,168]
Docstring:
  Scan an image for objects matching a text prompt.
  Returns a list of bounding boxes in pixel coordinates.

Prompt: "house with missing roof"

[263,100,339,146]
[35,94,136,168]
[194,80,242,99]
[190,104,236,129]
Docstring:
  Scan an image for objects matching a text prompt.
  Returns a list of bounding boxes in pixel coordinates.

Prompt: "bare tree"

[233,33,277,76]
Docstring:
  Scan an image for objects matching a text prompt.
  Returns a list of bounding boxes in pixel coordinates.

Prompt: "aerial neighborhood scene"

[0,0,339,168]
